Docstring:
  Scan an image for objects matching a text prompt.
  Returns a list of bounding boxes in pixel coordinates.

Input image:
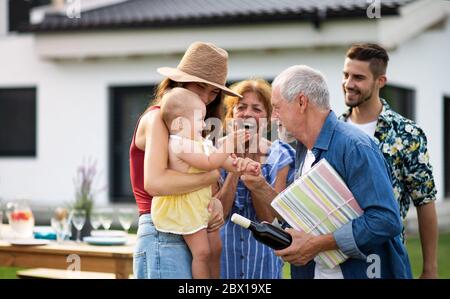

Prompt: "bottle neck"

[231,213,254,229]
[248,221,258,231]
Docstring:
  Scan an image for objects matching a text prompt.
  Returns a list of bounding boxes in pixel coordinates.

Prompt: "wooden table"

[0,226,135,279]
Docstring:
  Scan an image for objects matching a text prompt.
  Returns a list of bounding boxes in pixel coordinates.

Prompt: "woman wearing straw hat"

[130,41,241,279]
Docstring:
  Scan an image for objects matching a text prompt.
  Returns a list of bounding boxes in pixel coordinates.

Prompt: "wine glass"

[90,209,102,231]
[51,207,70,243]
[0,199,3,238]
[70,209,86,243]
[0,198,3,223]
[51,217,70,243]
[99,208,113,230]
[118,208,135,234]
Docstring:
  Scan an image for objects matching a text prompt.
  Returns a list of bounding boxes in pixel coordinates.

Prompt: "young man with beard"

[339,43,438,278]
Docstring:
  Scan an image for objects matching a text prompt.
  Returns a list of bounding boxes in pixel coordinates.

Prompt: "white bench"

[16,268,120,279]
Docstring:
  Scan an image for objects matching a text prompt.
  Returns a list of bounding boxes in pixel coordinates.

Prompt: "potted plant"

[69,158,104,240]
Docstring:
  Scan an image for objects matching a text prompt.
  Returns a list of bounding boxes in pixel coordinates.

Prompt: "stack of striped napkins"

[271,158,363,268]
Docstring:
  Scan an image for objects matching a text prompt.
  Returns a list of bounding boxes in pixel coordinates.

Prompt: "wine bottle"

[231,213,292,250]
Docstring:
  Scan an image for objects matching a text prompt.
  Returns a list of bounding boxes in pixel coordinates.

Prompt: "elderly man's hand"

[274,229,321,266]
[240,170,266,191]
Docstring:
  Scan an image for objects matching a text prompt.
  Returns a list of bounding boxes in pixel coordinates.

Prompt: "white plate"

[8,239,50,246]
[90,230,127,238]
[83,236,127,246]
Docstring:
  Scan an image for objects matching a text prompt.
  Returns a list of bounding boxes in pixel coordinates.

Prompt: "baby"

[151,87,259,279]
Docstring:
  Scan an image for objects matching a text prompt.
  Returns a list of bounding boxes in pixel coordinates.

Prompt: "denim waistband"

[138,213,153,225]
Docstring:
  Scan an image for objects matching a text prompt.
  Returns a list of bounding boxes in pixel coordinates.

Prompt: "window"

[380,85,415,120]
[109,85,155,203]
[445,96,450,198]
[0,87,37,157]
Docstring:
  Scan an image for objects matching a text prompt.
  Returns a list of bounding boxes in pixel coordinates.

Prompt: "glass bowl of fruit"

[6,201,35,239]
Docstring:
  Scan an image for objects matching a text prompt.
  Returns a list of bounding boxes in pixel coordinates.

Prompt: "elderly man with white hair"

[240,65,412,279]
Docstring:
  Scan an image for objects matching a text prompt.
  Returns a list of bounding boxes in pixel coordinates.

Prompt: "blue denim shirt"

[291,111,412,279]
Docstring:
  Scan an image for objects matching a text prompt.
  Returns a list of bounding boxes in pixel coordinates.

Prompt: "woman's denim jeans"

[133,213,192,279]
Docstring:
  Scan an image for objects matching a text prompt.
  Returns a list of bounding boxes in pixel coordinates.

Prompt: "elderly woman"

[217,79,296,279]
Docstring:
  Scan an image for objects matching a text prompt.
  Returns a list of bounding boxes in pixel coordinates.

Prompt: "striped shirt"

[220,140,296,279]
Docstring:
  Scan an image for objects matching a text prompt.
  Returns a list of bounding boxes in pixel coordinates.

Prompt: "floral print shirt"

[340,99,437,223]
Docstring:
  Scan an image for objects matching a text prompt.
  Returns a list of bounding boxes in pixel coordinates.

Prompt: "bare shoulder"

[143,108,164,130]
[135,108,163,150]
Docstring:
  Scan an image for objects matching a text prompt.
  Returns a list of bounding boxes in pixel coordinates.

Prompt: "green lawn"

[405,232,450,278]
[1,233,449,279]
[0,267,22,279]
[281,232,450,278]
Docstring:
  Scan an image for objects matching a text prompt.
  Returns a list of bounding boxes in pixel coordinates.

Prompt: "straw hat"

[157,42,242,98]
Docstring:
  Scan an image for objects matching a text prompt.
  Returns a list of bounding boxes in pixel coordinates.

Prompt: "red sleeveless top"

[129,106,160,215]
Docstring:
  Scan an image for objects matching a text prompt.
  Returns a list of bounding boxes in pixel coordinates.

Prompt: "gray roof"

[28,0,414,32]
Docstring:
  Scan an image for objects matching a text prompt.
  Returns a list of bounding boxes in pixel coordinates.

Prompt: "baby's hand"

[232,156,260,175]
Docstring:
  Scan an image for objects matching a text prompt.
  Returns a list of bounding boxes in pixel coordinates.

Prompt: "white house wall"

[0,35,181,208]
[0,0,7,37]
[0,20,449,210]
[228,18,450,201]
[388,18,450,202]
[34,20,378,60]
